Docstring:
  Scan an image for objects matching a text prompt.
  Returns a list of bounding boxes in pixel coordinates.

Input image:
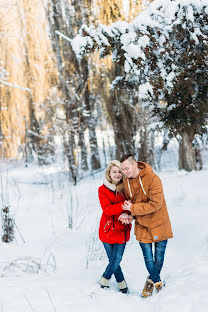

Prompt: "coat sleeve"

[130,175,164,216]
[98,188,124,216]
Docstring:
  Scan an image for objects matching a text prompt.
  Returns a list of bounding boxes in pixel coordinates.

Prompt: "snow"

[124,58,131,74]
[0,143,208,311]
[122,0,130,20]
[120,31,136,47]
[138,82,154,99]
[124,42,146,60]
[111,21,129,34]
[71,34,94,59]
[165,71,176,88]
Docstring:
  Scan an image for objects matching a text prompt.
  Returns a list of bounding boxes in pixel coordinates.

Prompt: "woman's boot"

[117,280,128,294]
[100,277,110,288]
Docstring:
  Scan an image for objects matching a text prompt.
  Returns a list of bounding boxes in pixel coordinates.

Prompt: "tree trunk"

[113,122,132,160]
[139,127,154,166]
[137,106,154,166]
[47,0,85,176]
[64,130,78,185]
[78,119,89,171]
[88,119,101,170]
[48,0,101,174]
[80,58,101,170]
[179,131,197,171]
[194,145,202,170]
[109,89,135,160]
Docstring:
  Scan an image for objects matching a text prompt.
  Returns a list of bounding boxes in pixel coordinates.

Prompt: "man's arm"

[122,176,164,216]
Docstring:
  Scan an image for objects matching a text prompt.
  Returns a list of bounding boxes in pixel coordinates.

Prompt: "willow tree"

[0,0,57,163]
[71,0,208,171]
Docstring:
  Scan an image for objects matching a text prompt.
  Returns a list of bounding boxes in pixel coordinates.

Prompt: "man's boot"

[155,281,163,293]
[141,277,154,298]
[100,277,110,288]
[117,280,128,294]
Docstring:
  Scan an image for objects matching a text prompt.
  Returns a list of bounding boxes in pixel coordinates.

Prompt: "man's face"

[120,159,137,178]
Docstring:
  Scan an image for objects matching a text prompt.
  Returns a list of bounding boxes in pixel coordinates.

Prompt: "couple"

[98,154,173,297]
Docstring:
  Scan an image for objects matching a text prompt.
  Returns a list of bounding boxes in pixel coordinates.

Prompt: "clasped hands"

[118,199,133,224]
[118,213,133,224]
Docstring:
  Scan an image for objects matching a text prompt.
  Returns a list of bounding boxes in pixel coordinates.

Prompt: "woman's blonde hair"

[105,160,124,193]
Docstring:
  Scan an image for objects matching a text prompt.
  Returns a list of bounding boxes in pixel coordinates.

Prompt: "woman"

[98,160,132,293]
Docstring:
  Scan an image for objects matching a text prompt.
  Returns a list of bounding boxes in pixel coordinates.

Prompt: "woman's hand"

[118,213,130,224]
[128,214,134,223]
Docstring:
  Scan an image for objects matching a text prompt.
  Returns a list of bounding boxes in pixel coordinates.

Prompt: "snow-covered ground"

[0,147,208,311]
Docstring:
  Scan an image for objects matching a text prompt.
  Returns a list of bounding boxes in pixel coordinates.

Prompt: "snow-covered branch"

[71,0,208,103]
[71,22,129,60]
[0,66,31,93]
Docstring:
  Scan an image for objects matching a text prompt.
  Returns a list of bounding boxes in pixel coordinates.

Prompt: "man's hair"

[120,153,137,163]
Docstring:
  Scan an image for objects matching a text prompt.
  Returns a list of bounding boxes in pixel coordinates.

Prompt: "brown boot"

[141,277,154,298]
[155,281,163,293]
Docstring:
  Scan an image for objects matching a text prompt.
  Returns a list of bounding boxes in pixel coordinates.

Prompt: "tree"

[47,0,102,181]
[0,0,57,163]
[95,0,138,160]
[71,0,208,171]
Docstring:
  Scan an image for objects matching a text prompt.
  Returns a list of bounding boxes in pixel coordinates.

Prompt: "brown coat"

[123,162,173,243]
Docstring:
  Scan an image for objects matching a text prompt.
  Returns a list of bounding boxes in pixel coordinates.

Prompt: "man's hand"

[122,200,132,212]
[118,213,129,224]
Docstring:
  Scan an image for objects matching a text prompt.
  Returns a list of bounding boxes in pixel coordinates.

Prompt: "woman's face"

[109,166,122,184]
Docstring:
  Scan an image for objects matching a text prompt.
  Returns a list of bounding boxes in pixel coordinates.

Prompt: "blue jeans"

[102,242,126,283]
[139,240,168,283]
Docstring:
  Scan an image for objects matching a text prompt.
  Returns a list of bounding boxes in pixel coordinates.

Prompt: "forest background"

[0,2,208,309]
[0,0,207,184]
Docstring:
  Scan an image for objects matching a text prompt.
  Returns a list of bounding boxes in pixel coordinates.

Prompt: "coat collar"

[103,177,116,192]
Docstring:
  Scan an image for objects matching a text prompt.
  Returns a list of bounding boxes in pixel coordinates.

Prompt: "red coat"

[98,184,131,244]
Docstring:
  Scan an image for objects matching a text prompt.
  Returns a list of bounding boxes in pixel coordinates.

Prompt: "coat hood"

[137,161,153,177]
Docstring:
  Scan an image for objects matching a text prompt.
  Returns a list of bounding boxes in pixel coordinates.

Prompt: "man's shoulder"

[148,172,163,187]
[148,170,160,178]
[143,170,161,183]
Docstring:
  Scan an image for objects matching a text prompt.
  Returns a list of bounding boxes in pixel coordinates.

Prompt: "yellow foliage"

[0,0,58,158]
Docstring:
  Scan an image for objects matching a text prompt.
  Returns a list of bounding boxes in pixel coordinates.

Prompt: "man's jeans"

[139,240,168,283]
[102,242,126,283]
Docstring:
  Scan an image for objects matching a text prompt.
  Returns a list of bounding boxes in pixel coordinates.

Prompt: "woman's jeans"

[139,240,168,283]
[102,242,126,283]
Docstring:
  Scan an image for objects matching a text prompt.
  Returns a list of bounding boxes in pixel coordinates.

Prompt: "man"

[120,154,173,298]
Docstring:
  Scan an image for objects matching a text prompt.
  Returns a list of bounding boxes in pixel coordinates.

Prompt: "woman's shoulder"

[98,184,106,192]
[98,184,113,194]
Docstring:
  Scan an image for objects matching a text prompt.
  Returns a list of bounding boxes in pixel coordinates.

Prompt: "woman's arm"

[98,189,124,216]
